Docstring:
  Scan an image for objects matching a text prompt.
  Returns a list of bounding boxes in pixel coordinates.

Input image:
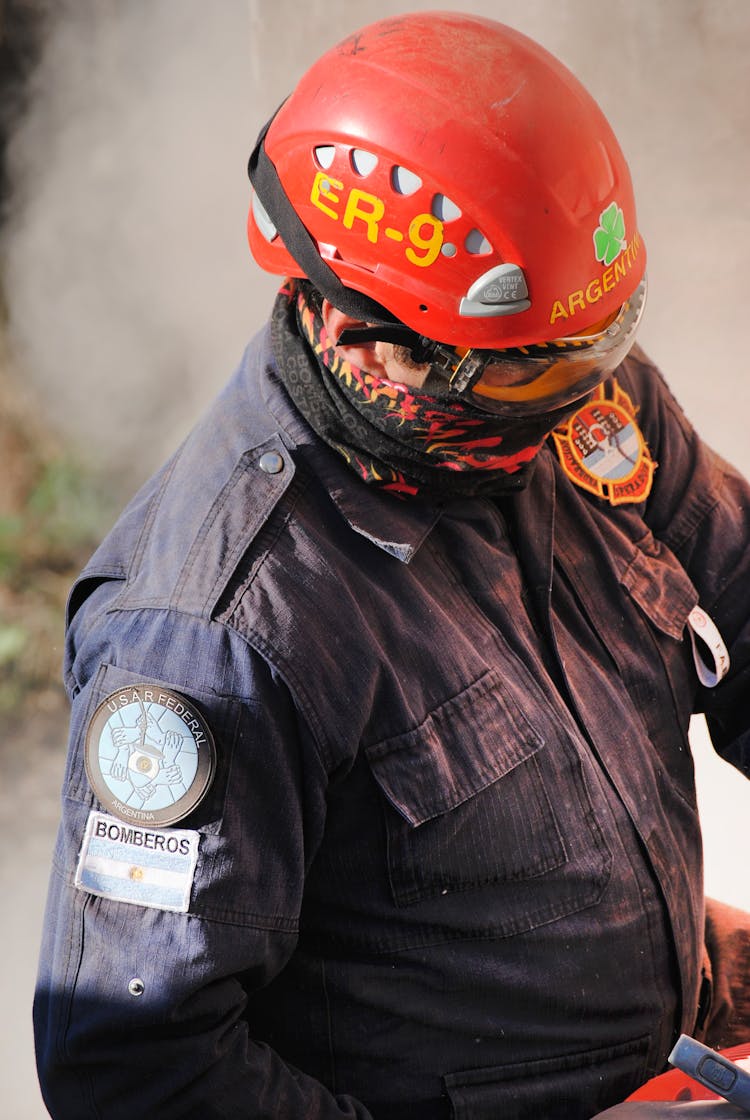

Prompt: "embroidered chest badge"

[552,379,656,505]
[84,684,217,827]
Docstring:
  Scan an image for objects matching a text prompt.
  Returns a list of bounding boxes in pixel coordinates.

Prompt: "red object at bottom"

[628,1043,750,1102]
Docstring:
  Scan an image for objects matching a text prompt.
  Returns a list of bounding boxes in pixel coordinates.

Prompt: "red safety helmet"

[247,12,646,413]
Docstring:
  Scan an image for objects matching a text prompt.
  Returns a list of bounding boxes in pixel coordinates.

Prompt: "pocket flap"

[621,534,698,641]
[365,670,544,827]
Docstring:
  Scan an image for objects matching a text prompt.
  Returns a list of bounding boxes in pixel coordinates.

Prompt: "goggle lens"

[444,278,647,416]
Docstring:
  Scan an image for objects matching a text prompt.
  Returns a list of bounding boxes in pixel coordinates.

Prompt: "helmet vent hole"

[465,229,493,255]
[351,149,378,176]
[432,194,462,222]
[314,145,336,170]
[419,304,428,312]
[391,165,422,196]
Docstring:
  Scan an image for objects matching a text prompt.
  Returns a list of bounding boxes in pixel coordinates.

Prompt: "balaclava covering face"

[271,280,579,500]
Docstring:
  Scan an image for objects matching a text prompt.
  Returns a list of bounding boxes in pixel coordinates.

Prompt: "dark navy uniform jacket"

[34,329,750,1119]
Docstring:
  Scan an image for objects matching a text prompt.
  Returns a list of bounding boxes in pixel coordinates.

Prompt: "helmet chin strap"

[249,121,400,329]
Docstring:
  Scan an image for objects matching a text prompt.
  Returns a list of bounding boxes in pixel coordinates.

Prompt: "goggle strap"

[337,326,482,382]
[336,325,437,364]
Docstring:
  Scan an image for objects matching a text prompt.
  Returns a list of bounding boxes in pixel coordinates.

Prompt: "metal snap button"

[128,977,145,997]
[259,451,284,475]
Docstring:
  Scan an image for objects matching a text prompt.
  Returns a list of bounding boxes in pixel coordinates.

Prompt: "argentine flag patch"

[75,810,200,912]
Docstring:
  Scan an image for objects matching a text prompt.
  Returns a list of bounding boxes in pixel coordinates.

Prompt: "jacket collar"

[256,330,443,564]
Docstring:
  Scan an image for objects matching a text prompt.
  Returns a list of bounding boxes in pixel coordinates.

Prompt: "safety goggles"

[338,277,647,418]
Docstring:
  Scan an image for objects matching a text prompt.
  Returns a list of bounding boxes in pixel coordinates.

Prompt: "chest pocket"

[617,529,701,731]
[364,669,611,939]
[555,519,703,814]
[620,530,698,643]
[557,510,701,732]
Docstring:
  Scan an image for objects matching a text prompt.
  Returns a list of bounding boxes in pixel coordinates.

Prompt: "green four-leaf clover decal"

[594,202,626,266]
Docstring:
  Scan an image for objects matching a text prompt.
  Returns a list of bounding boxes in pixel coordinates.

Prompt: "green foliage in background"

[0,455,107,580]
[0,442,113,716]
[0,255,117,715]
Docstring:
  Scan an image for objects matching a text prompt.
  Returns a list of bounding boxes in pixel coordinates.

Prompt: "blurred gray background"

[1,2,749,1115]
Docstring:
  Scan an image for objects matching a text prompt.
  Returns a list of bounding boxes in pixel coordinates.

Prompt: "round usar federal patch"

[84,684,217,827]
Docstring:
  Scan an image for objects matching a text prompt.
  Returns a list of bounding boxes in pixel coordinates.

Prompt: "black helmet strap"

[248,114,400,327]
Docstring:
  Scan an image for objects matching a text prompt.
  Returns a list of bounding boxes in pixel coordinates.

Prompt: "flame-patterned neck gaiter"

[271,280,562,500]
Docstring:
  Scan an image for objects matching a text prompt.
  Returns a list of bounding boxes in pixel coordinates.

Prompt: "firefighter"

[35,12,750,1118]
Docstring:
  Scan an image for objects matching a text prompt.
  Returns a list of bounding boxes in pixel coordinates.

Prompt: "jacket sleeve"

[623,346,750,779]
[701,897,750,1048]
[34,583,371,1119]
